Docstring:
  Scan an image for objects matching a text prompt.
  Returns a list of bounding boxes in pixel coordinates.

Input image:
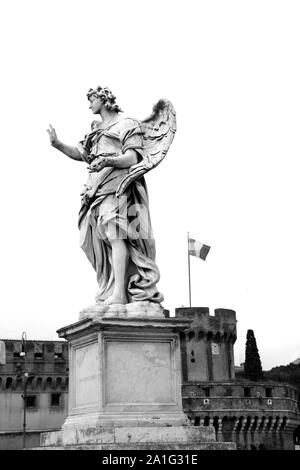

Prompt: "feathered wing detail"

[116,99,176,197]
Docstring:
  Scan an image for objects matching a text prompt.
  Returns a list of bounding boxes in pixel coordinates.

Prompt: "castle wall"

[196,338,208,381]
[211,340,227,381]
[0,339,69,449]
[185,333,208,381]
[175,307,237,382]
[182,381,300,450]
[0,391,68,432]
[177,307,300,450]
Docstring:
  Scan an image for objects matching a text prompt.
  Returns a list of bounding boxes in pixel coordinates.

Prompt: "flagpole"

[187,232,191,307]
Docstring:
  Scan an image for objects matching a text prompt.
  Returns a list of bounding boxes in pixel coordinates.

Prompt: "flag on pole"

[188,237,211,261]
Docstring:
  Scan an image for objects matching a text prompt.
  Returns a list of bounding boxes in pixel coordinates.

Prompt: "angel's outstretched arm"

[47,124,83,161]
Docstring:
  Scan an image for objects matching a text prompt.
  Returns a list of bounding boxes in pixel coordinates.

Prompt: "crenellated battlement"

[175,307,237,340]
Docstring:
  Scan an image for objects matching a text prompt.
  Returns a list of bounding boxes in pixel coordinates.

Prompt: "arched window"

[56,377,62,389]
[45,377,53,390]
[280,416,287,431]
[188,331,195,341]
[5,377,13,389]
[252,416,259,431]
[273,416,280,431]
[222,416,236,441]
[244,416,251,431]
[215,332,221,342]
[236,416,244,432]
[207,332,213,341]
[27,376,34,388]
[213,416,219,432]
[36,377,43,390]
[197,331,204,341]
[259,416,266,430]
[204,416,210,426]
[194,416,200,426]
[16,377,23,390]
[266,416,272,430]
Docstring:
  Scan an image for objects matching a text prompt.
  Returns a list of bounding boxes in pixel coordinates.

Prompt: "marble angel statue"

[47,86,176,307]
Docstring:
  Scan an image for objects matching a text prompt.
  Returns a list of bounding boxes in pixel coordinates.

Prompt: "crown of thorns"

[87,86,123,113]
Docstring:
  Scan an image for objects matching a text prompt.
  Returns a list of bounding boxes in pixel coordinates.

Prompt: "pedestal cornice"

[57,316,192,340]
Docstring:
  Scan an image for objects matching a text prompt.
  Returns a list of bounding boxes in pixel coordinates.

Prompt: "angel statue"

[47,86,176,308]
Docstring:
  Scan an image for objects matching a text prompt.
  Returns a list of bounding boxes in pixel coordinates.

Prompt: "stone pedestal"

[39,304,235,450]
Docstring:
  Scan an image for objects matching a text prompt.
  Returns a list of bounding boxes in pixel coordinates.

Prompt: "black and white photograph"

[0,0,299,457]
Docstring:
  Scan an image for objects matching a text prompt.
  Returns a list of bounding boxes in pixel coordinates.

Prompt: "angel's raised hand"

[47,124,59,147]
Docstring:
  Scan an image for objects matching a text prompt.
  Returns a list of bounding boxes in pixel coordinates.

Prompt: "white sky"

[0,0,299,370]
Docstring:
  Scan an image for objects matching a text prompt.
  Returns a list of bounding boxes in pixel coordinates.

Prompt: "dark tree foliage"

[264,363,300,392]
[244,329,264,381]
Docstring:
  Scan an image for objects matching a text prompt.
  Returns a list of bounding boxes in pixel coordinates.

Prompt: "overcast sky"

[0,0,299,370]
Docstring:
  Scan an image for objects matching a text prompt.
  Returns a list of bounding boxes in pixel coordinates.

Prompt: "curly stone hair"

[87,86,123,113]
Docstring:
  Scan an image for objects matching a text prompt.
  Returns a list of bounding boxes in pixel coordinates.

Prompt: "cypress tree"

[244,329,264,380]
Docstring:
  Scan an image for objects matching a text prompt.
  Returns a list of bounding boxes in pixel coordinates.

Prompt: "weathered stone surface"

[40,425,236,450]
[59,425,115,446]
[33,442,237,450]
[74,341,100,409]
[47,315,195,448]
[114,425,216,443]
[58,316,190,425]
[40,431,63,447]
[79,301,165,320]
[106,340,172,404]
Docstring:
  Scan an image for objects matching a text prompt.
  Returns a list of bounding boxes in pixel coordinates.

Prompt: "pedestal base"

[39,425,236,450]
[38,305,235,450]
[57,314,191,430]
[79,301,166,320]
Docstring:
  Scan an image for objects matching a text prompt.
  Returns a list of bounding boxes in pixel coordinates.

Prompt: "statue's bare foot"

[104,294,127,305]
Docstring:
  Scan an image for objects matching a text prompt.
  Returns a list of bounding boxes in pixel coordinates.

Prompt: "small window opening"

[26,396,37,408]
[51,393,61,407]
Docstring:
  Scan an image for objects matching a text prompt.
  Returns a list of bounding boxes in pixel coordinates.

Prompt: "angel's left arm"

[89,119,143,172]
[111,118,143,168]
[105,150,138,168]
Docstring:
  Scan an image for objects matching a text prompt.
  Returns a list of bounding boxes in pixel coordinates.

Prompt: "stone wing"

[116,99,176,197]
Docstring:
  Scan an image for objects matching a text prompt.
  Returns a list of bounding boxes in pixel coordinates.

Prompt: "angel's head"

[87,86,123,114]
